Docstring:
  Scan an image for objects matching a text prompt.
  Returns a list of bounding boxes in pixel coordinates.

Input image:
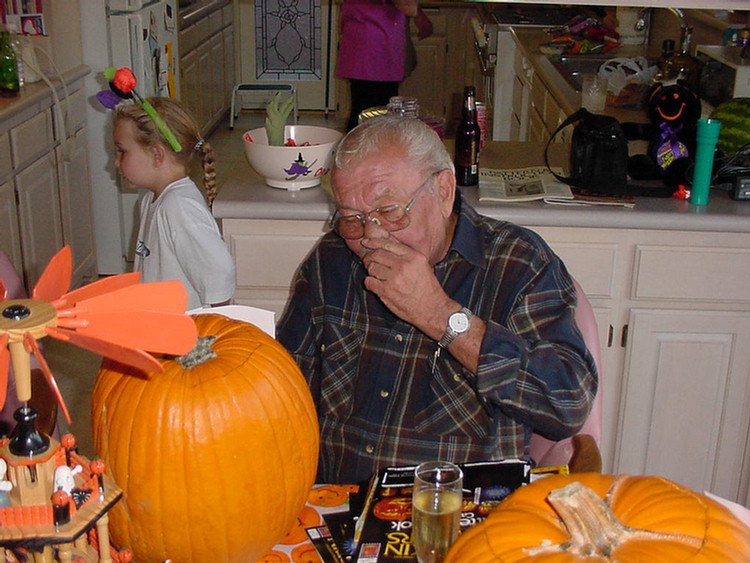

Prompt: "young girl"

[113,97,235,310]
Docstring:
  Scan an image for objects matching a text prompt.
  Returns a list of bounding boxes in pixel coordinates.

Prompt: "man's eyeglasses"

[330,171,439,239]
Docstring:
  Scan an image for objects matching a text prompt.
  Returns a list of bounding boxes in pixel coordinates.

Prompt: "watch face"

[449,312,470,333]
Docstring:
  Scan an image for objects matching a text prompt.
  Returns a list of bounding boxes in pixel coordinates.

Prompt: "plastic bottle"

[690,118,721,206]
[454,86,481,186]
[0,31,20,97]
[387,96,419,118]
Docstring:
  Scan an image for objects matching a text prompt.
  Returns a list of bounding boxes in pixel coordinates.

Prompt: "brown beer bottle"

[454,86,481,186]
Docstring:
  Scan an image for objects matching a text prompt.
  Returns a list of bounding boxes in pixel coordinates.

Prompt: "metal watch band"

[438,307,473,349]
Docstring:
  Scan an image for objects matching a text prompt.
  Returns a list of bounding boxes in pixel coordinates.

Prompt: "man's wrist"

[438,307,473,348]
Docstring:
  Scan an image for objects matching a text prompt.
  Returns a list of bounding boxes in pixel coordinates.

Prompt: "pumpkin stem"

[175,336,217,368]
[526,478,703,558]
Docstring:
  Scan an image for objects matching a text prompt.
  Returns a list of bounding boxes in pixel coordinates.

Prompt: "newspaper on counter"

[478,166,636,208]
[478,167,573,203]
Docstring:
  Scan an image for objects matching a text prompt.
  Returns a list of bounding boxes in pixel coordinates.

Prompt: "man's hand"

[361,236,449,336]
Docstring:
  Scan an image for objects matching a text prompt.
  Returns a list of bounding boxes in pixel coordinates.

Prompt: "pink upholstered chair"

[0,250,58,437]
[529,279,603,473]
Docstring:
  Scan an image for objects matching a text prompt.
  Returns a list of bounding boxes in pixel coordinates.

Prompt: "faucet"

[635,7,693,54]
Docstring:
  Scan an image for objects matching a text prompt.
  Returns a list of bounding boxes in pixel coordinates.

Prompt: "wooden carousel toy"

[0,246,197,563]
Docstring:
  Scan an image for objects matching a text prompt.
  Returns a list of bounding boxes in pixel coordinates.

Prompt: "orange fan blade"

[67,280,187,314]
[56,310,197,356]
[0,277,6,301]
[46,327,163,374]
[0,333,8,410]
[24,333,71,424]
[33,246,72,302]
[58,272,141,308]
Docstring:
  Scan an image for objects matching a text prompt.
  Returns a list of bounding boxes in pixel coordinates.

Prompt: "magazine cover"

[352,460,531,563]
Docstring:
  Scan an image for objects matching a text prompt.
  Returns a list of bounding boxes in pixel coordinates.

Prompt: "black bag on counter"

[545,108,674,197]
[545,108,628,194]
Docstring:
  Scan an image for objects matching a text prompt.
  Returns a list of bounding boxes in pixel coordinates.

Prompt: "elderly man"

[277,116,598,484]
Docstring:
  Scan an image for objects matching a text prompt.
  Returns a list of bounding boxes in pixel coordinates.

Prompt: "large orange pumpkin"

[91,314,319,563]
[446,473,750,563]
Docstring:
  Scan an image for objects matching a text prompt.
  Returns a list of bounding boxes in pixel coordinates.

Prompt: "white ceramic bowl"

[243,125,343,190]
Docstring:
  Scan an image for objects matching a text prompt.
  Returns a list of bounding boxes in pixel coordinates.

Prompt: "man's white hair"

[334,116,455,176]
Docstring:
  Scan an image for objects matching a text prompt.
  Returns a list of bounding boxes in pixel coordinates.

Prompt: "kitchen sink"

[549,55,614,92]
[549,54,659,93]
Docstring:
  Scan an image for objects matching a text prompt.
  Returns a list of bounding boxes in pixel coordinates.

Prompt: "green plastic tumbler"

[690,118,722,206]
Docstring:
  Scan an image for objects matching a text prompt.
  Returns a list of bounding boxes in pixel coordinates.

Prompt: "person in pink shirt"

[337,0,431,131]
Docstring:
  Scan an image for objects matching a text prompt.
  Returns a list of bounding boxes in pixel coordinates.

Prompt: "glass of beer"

[412,461,463,563]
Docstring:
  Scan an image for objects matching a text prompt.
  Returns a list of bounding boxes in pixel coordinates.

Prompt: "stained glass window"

[255,0,322,81]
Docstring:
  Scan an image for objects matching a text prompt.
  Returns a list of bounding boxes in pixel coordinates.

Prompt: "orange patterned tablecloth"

[256,484,358,563]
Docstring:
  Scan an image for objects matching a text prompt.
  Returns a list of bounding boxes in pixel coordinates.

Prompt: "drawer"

[548,242,619,300]
[209,9,223,35]
[531,228,619,300]
[221,3,233,27]
[530,73,545,113]
[224,219,327,288]
[10,110,54,170]
[0,133,10,180]
[633,245,750,303]
[180,16,211,56]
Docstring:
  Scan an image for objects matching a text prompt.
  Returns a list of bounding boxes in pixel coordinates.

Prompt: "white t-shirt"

[134,177,235,310]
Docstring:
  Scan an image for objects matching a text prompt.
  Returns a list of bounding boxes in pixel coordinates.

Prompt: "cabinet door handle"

[620,324,629,348]
[607,325,614,348]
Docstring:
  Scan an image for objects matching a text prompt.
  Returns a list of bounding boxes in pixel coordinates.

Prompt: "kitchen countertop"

[0,65,90,135]
[212,141,750,234]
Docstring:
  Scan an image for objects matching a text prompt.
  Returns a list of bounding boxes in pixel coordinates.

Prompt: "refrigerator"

[81,0,179,274]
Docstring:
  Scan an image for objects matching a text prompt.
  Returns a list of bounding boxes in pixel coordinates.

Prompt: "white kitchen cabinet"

[510,37,573,144]
[531,227,625,473]
[57,131,97,288]
[14,152,65,288]
[0,180,22,277]
[1,68,96,293]
[519,57,569,144]
[223,219,330,316]
[618,309,750,503]
[0,131,22,276]
[56,88,97,288]
[511,47,532,142]
[178,0,234,134]
[533,227,750,505]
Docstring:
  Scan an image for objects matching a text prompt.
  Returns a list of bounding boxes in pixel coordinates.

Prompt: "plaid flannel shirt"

[277,195,598,484]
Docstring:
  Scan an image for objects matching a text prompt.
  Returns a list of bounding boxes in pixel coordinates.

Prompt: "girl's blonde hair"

[114,97,218,205]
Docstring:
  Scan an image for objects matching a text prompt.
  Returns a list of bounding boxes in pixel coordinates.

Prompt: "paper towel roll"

[470,17,486,49]
[617,7,648,46]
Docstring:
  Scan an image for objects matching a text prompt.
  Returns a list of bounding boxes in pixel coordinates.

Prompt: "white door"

[236,0,337,111]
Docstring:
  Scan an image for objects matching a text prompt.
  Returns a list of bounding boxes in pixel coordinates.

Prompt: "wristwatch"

[438,307,473,349]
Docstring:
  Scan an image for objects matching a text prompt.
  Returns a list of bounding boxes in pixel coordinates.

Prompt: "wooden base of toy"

[0,513,111,563]
[0,426,123,563]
